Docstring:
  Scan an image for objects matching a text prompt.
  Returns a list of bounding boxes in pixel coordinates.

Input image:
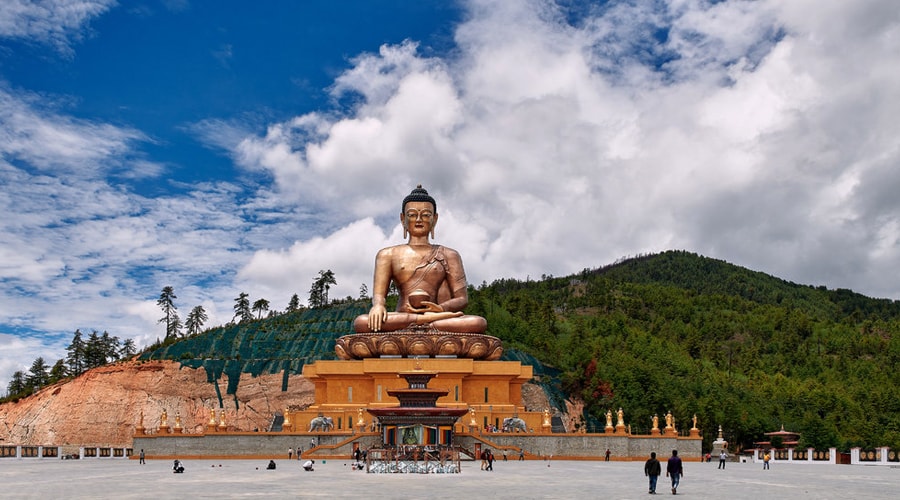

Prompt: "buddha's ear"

[431,212,438,239]
[401,211,408,239]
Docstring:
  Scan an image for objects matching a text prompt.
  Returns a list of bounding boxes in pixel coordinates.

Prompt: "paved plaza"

[1,457,897,499]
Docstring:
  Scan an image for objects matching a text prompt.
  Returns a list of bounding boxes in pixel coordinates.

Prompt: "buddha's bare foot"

[417,311,464,324]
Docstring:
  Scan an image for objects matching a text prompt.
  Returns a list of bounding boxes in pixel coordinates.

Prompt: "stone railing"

[0,445,132,459]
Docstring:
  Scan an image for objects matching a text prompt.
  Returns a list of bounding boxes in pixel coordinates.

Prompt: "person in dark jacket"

[644,452,662,494]
[666,450,684,494]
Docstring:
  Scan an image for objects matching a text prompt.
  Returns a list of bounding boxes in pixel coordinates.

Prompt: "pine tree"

[157,286,180,339]
[233,292,252,323]
[309,269,336,308]
[84,330,105,369]
[185,305,208,335]
[49,359,68,383]
[101,331,120,362]
[286,294,300,312]
[119,338,137,358]
[25,357,50,391]
[252,298,270,319]
[66,329,86,376]
[7,370,26,396]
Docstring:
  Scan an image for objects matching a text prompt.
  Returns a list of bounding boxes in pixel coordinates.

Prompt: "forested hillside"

[465,251,900,452]
[140,250,900,452]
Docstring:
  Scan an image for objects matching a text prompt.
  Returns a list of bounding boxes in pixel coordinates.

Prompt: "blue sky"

[2,0,900,390]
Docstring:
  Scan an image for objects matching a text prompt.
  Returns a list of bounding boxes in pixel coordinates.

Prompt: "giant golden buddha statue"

[335,186,502,360]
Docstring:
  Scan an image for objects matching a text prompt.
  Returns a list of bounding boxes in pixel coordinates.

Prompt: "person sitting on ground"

[173,459,184,473]
[303,459,315,471]
[267,460,276,470]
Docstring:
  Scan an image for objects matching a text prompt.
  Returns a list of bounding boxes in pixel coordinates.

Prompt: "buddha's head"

[401,185,438,239]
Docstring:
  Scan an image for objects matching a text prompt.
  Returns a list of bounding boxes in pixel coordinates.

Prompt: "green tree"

[252,298,270,319]
[157,286,180,339]
[359,283,369,300]
[100,331,120,362]
[83,330,105,369]
[185,305,208,335]
[119,338,137,358]
[26,357,50,390]
[233,292,252,323]
[7,370,26,396]
[308,269,337,308]
[65,329,86,376]
[286,294,301,312]
[49,359,68,383]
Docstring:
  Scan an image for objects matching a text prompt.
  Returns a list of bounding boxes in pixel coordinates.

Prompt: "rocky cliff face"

[0,360,315,450]
[1,359,561,452]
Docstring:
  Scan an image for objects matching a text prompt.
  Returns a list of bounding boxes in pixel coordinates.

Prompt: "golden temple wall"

[292,358,535,432]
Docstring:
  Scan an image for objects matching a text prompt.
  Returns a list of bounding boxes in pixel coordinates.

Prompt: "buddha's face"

[402,200,437,238]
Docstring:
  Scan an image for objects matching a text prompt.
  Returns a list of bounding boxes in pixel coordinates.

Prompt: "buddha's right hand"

[368,304,388,332]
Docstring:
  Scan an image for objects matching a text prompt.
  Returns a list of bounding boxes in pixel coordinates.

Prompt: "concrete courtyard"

[1,457,897,499]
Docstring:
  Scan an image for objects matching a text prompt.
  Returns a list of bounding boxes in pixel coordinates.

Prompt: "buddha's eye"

[406,210,433,220]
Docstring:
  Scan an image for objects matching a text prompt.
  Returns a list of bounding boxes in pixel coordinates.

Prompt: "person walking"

[666,449,684,495]
[763,451,771,470]
[139,449,145,464]
[288,447,293,460]
[644,452,662,494]
[718,449,728,469]
[605,448,611,461]
[519,448,525,461]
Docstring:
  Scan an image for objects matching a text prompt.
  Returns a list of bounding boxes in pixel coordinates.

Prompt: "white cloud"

[0,0,117,55]
[0,87,149,176]
[224,0,900,302]
[4,0,900,387]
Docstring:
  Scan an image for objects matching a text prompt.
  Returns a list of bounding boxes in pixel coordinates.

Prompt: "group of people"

[480,449,495,471]
[351,447,368,470]
[644,450,683,495]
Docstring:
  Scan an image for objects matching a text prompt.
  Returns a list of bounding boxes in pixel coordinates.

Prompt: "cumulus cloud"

[225,0,900,302]
[4,0,900,388]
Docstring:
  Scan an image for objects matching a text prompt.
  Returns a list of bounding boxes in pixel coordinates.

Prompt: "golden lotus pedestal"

[334,329,503,361]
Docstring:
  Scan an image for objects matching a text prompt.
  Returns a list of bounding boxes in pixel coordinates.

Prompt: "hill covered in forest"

[137,250,900,452]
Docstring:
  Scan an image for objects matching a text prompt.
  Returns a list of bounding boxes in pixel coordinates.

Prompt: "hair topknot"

[402,184,436,212]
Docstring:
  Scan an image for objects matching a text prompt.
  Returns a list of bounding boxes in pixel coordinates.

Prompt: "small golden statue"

[605,410,613,428]
[160,409,168,428]
[616,408,624,427]
[357,407,365,427]
[469,407,477,427]
[665,411,673,429]
[542,408,551,427]
[209,408,217,425]
[652,414,659,431]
